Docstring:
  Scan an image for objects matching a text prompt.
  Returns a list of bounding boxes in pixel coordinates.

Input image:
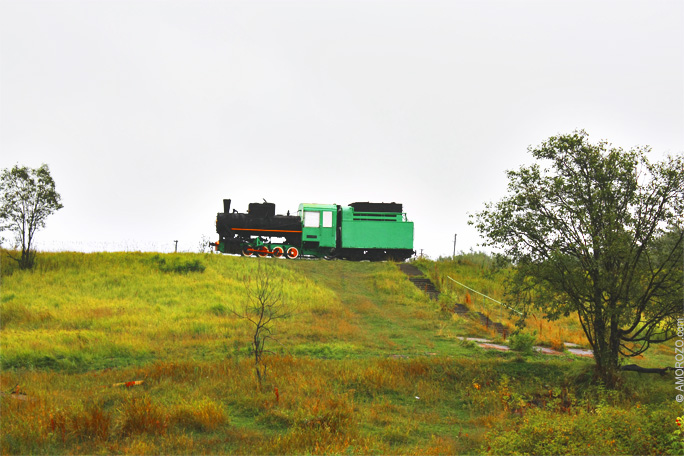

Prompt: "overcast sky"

[1,0,682,258]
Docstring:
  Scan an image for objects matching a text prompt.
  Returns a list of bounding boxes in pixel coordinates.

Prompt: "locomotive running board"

[231,228,302,233]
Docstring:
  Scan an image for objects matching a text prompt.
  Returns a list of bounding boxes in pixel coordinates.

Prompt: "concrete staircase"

[398,264,510,337]
[454,302,509,337]
[398,263,440,300]
[397,264,592,356]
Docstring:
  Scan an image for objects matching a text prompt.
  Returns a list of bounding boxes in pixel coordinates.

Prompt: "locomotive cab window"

[322,211,333,228]
[303,211,320,228]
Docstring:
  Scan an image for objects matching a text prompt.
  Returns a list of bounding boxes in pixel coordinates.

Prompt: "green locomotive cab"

[298,203,337,257]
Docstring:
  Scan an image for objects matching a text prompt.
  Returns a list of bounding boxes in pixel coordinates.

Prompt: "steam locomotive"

[212,199,414,261]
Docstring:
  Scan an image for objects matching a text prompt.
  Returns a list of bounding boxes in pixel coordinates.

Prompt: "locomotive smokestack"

[223,199,231,214]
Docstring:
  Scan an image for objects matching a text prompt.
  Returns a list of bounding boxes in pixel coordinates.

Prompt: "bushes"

[0,355,675,455]
[119,396,169,436]
[263,393,359,454]
[50,404,112,444]
[483,404,673,455]
[509,331,537,354]
[152,254,205,274]
[169,399,227,432]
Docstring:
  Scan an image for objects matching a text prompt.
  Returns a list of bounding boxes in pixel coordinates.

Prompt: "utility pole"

[174,240,178,253]
[453,233,457,259]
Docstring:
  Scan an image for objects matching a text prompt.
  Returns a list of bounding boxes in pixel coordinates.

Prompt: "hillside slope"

[2,252,460,370]
[0,252,677,455]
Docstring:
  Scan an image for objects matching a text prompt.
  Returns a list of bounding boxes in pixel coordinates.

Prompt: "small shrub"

[550,339,565,352]
[668,416,684,455]
[70,405,112,443]
[49,409,71,445]
[459,338,477,349]
[48,405,112,445]
[508,331,536,355]
[152,255,205,274]
[170,400,227,432]
[118,396,168,436]
[296,396,354,435]
[209,303,227,316]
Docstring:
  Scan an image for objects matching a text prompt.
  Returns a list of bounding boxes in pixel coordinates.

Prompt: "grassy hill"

[0,252,679,454]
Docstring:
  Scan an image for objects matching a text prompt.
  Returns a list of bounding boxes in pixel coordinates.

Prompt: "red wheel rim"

[287,247,299,259]
[273,247,284,258]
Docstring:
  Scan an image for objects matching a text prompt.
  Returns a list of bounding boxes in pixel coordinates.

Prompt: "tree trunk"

[254,335,262,389]
[592,317,620,388]
[19,248,35,270]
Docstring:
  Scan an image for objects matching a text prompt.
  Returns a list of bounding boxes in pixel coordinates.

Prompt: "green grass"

[0,251,680,454]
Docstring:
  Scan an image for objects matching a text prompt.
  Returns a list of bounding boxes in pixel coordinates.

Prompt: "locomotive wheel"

[242,247,254,256]
[257,246,269,257]
[272,246,284,258]
[286,247,299,259]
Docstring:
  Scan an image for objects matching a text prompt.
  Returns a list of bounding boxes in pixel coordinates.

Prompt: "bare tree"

[232,259,293,388]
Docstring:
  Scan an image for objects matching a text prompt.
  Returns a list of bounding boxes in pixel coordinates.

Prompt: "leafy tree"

[473,130,684,386]
[0,164,63,270]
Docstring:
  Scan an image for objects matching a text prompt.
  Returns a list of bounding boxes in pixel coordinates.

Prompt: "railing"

[446,276,523,315]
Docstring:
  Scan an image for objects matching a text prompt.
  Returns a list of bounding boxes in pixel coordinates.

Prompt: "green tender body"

[339,206,413,249]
